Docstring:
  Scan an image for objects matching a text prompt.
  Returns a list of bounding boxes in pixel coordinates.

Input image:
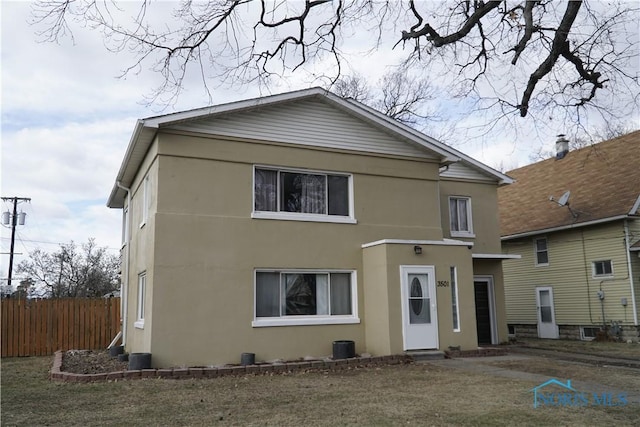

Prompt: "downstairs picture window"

[254,270,358,326]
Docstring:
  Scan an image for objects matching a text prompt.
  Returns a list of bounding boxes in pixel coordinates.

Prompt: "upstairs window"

[535,238,549,266]
[449,196,473,236]
[140,174,151,228]
[253,167,354,223]
[592,260,613,277]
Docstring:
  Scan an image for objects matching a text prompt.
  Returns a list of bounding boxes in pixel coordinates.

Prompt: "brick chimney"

[555,134,569,160]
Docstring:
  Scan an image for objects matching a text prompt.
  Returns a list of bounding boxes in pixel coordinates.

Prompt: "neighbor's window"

[534,238,549,266]
[592,260,613,277]
[135,272,146,328]
[450,266,460,332]
[449,196,473,236]
[253,167,353,223]
[254,270,358,326]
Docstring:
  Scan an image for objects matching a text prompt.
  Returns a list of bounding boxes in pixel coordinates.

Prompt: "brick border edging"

[50,351,413,383]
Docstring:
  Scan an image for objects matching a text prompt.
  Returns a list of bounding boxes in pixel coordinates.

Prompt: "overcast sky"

[1,1,638,285]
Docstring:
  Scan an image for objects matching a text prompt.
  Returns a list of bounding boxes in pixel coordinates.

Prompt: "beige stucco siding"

[124,141,159,353]
[362,243,480,353]
[142,132,447,367]
[503,221,634,327]
[439,180,502,254]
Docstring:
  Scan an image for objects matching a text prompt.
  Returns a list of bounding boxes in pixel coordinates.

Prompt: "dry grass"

[2,356,639,426]
[518,338,640,359]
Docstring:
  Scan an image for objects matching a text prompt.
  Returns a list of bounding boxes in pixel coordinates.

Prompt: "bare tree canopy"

[331,71,439,128]
[31,1,639,135]
[16,238,119,298]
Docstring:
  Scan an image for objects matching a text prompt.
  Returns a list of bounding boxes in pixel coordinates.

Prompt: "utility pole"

[1,197,30,289]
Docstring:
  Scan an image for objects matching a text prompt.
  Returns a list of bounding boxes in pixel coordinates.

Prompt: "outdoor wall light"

[414,245,422,255]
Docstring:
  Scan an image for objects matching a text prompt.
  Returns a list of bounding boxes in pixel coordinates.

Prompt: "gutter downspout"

[623,220,638,326]
[116,181,132,346]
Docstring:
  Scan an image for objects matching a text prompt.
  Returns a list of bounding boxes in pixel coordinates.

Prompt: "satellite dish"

[557,191,571,206]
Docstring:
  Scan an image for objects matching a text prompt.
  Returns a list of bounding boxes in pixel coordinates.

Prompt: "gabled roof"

[107,87,511,208]
[499,131,640,239]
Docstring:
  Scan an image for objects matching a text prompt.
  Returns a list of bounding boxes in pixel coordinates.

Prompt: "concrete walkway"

[420,351,640,405]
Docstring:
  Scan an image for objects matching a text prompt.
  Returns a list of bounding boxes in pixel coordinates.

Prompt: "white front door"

[536,287,559,339]
[400,266,438,350]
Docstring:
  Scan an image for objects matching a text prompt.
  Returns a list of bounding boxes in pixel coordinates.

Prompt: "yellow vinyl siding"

[503,221,633,326]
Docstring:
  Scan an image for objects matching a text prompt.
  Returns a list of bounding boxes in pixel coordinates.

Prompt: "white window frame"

[534,237,549,266]
[448,196,474,237]
[450,266,461,332]
[135,272,146,329]
[252,269,359,327]
[121,206,129,247]
[592,260,613,278]
[252,165,356,224]
[580,326,599,341]
[140,175,150,228]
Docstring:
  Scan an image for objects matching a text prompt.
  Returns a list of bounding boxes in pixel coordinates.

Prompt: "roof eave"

[106,120,158,208]
[501,215,632,241]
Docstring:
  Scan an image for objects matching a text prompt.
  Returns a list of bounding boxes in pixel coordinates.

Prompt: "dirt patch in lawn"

[518,338,640,359]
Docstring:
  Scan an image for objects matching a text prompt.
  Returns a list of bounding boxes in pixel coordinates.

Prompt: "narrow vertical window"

[534,238,548,266]
[136,272,146,328]
[141,175,150,227]
[121,206,129,245]
[450,266,460,331]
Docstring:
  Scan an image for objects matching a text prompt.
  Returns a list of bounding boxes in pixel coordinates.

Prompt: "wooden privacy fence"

[1,297,121,357]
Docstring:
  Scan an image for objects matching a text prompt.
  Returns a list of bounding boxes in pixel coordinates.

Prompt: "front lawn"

[2,356,639,426]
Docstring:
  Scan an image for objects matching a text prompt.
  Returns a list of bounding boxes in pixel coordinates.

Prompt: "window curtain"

[457,199,468,231]
[330,273,352,315]
[300,174,326,214]
[256,272,280,317]
[255,169,277,211]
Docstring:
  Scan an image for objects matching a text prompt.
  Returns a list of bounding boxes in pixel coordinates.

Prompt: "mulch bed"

[62,350,128,374]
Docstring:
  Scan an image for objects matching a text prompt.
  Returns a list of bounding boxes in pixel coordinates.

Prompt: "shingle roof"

[499,131,640,238]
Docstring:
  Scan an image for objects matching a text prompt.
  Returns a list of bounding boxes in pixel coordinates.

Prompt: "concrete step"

[405,350,446,361]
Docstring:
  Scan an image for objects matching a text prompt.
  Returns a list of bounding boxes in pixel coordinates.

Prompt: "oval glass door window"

[409,275,431,324]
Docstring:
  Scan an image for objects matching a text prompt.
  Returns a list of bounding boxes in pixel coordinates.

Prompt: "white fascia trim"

[501,215,631,241]
[472,253,522,260]
[629,195,640,215]
[361,238,474,249]
[252,317,360,327]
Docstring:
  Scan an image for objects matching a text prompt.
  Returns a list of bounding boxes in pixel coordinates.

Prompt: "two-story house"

[499,131,640,341]
[107,88,514,367]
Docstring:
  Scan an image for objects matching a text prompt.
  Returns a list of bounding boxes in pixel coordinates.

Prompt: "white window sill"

[593,275,614,279]
[134,320,145,329]
[251,211,357,224]
[252,317,360,327]
[535,263,549,267]
[451,231,475,238]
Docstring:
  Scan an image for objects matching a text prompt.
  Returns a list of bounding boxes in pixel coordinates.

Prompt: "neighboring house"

[499,131,640,341]
[107,87,514,367]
